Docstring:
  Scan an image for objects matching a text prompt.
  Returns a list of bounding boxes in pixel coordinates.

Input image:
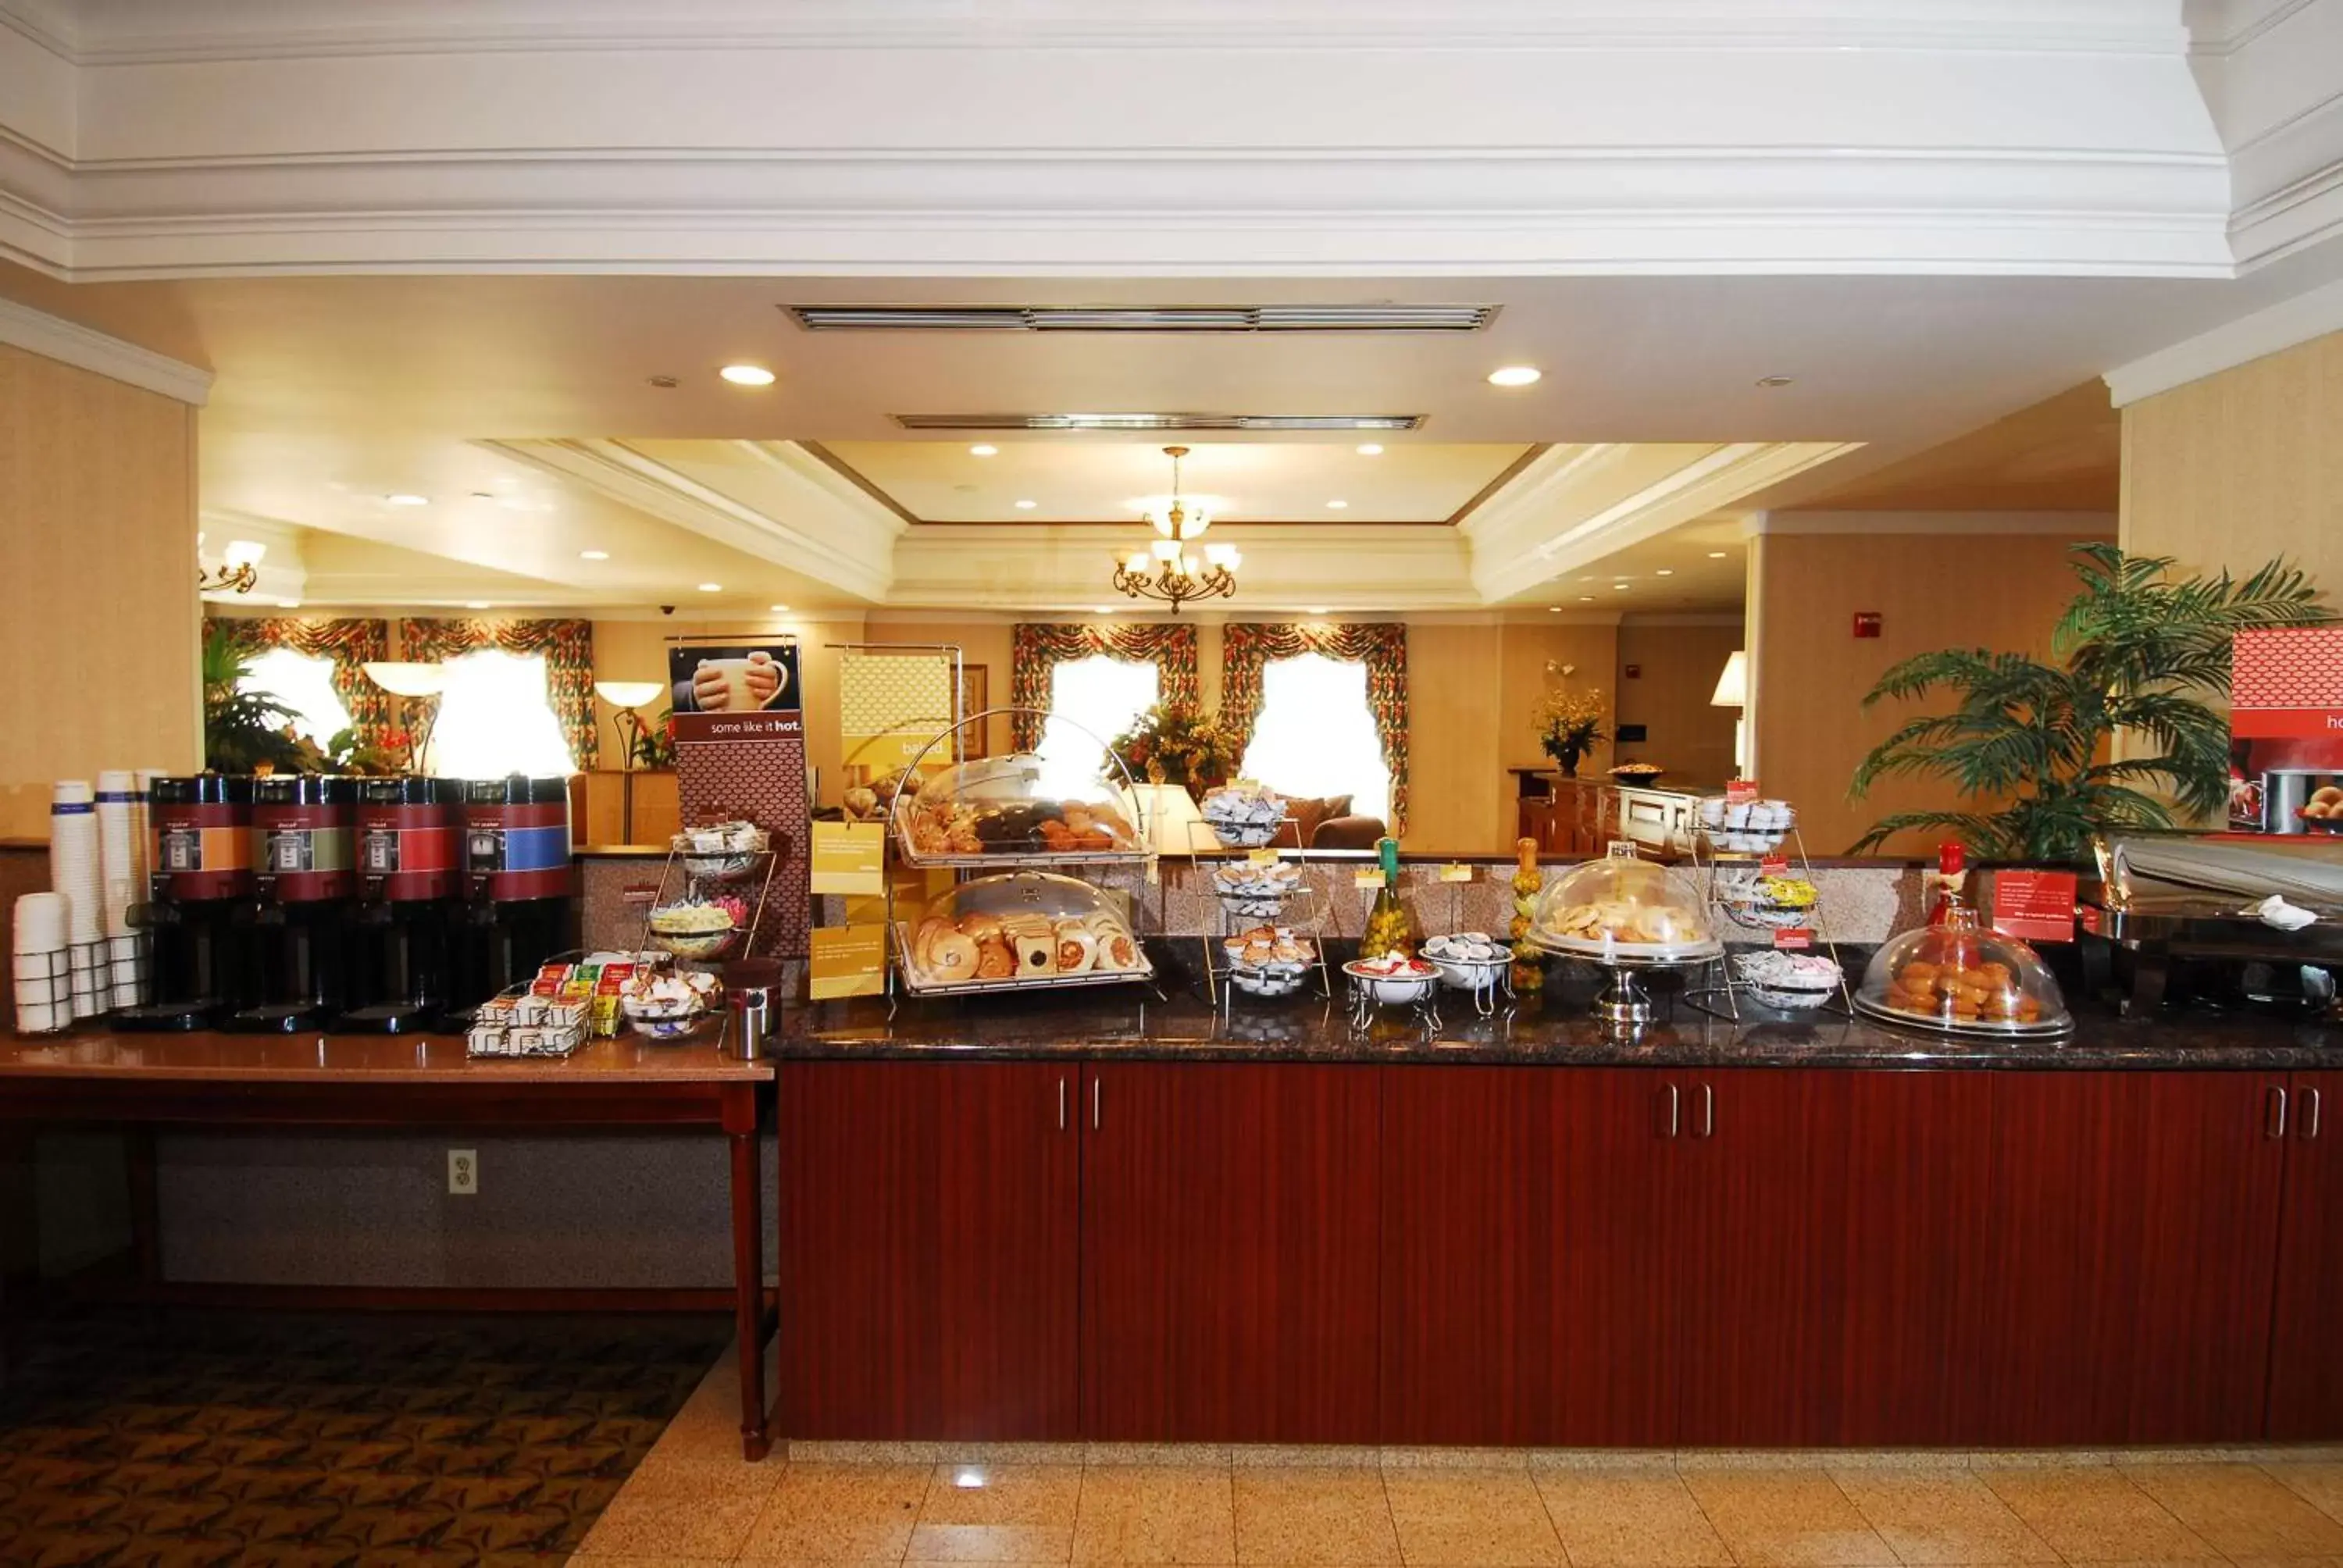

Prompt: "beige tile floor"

[569,1352,2343,1568]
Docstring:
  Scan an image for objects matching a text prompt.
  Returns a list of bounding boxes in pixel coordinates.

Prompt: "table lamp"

[595,679,666,844]
[1710,650,1749,778]
[362,661,448,774]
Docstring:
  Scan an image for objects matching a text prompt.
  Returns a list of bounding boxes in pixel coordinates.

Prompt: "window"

[1239,653,1390,822]
[430,650,576,777]
[1035,654,1159,798]
[239,648,351,743]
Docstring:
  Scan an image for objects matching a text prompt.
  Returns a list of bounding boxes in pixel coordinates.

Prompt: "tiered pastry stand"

[880,707,1163,1014]
[635,831,783,974]
[1684,818,1856,1021]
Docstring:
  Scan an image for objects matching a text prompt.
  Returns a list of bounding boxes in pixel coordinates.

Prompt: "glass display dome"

[1853,904,2073,1036]
[892,751,1147,865]
[897,871,1150,993]
[1530,846,1721,963]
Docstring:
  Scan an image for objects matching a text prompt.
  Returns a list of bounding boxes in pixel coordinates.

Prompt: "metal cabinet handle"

[2268,1085,2289,1140]
[2306,1086,2323,1142]
[1664,1083,1679,1139]
[1699,1083,1715,1139]
[1058,1076,1067,1131]
[1093,1077,1102,1131]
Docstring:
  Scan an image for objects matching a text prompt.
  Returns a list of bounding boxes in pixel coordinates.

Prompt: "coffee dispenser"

[340,776,462,1033]
[230,775,358,1032]
[451,775,575,1024]
[118,774,259,1031]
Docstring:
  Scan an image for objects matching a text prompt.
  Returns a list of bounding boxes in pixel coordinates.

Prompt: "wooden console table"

[0,1031,777,1459]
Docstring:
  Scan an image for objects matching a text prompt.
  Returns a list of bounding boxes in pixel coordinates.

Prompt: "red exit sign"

[1853,612,1882,639]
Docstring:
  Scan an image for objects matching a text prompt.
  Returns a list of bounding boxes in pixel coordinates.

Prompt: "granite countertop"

[779,960,2342,1070]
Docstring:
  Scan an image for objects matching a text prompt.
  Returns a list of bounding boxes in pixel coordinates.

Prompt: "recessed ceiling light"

[1356,443,1384,456]
[385,493,430,507]
[1614,583,1631,590]
[1756,375,1795,388]
[1014,498,1037,509]
[769,603,790,612]
[697,582,722,593]
[580,550,610,561]
[1325,499,1349,510]
[1656,568,1674,576]
[1547,606,1562,613]
[1487,365,1542,387]
[465,600,490,610]
[647,374,679,389]
[1307,606,1329,615]
[968,443,999,457]
[278,597,301,609]
[1093,607,1114,615]
[1578,595,1596,602]
[719,365,776,387]
[1708,550,1729,558]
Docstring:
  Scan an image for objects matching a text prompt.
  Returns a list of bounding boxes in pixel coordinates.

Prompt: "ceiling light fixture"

[1547,606,1562,613]
[769,603,790,612]
[1325,499,1349,510]
[1579,595,1596,602]
[1014,499,1037,509]
[1357,444,1384,456]
[697,582,722,593]
[279,598,301,609]
[580,550,610,561]
[647,375,680,389]
[1614,583,1630,590]
[197,539,267,595]
[719,365,776,387]
[1708,550,1729,558]
[465,600,491,610]
[386,493,430,507]
[1113,444,1237,614]
[1486,365,1542,387]
[1307,606,1330,615]
[1657,568,1674,576]
[1756,375,1795,388]
[968,443,999,457]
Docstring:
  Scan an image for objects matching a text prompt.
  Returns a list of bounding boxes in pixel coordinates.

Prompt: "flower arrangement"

[1111,700,1243,796]
[1533,686,1610,776]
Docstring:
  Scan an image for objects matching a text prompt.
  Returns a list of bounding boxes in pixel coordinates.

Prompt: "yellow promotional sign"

[1439,863,1475,883]
[1247,846,1282,868]
[809,925,888,1000]
[810,821,886,896]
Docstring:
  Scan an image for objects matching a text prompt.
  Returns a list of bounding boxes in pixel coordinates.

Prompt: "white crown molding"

[0,292,210,402]
[2103,273,2343,402]
[483,437,895,603]
[1753,509,2120,535]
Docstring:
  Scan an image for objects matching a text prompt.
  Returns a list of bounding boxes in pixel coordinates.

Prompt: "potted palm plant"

[1848,543,2327,860]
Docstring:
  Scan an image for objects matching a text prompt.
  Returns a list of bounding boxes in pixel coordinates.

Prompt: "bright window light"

[1036,655,1159,799]
[430,650,576,777]
[240,648,351,743]
[1239,653,1390,823]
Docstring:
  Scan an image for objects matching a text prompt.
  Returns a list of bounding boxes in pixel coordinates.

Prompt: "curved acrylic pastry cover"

[1530,850,1717,960]
[932,870,1127,925]
[893,751,1145,861]
[1854,907,2071,1033]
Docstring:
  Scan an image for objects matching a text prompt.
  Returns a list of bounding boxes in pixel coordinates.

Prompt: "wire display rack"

[1684,820,1856,1022]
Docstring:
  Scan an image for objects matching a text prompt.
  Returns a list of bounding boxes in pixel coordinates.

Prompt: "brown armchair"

[1310,814,1388,850]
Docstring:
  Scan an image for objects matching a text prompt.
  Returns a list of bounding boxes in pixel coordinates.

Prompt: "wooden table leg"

[726,1089,771,1460]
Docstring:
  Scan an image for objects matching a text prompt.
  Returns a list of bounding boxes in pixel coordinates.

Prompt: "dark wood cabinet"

[2272,1071,2343,1440]
[1380,1066,1678,1446]
[1674,1069,1990,1448]
[776,1060,1079,1440]
[1082,1062,1382,1444]
[1958,1071,2287,1445]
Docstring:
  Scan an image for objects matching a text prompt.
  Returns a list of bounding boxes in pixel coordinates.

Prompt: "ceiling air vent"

[792,304,1495,333]
[892,412,1426,433]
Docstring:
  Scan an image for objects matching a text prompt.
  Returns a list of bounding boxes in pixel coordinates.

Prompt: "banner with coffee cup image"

[667,640,802,744]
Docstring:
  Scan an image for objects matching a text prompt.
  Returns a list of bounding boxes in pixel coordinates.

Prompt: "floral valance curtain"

[399,618,599,769]
[1008,623,1201,752]
[212,616,394,750]
[1221,622,1410,832]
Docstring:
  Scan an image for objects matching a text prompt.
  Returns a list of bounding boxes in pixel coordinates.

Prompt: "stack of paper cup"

[49,780,105,1019]
[12,892,70,1033]
[96,770,143,1007]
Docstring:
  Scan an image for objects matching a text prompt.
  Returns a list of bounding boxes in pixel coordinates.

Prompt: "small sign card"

[1247,846,1283,868]
[1992,869,2078,944]
[808,925,887,1000]
[1439,863,1475,883]
[1725,779,1760,806]
[809,821,886,896]
[1772,927,1813,950]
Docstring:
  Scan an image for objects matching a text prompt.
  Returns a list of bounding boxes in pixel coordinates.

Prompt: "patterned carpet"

[0,1309,732,1567]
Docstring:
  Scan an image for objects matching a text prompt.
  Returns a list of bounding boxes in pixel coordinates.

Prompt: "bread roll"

[928,930,979,982]
[961,913,1005,943]
[1012,932,1054,976]
[975,936,1015,979]
[1055,922,1098,974]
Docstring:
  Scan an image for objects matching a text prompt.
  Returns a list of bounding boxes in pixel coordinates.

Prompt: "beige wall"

[0,344,201,839]
[2120,328,2343,590]
[1615,621,1744,787]
[1751,529,2106,855]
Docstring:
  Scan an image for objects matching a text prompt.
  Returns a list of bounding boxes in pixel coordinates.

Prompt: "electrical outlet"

[448,1148,479,1196]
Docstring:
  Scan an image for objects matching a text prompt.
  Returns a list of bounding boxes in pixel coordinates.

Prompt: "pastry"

[927,929,979,981]
[1054,922,1098,973]
[1011,932,1054,975]
[961,913,1004,943]
[974,936,1016,979]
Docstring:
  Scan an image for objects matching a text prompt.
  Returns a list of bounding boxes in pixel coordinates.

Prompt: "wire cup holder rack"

[1682,814,1856,1023]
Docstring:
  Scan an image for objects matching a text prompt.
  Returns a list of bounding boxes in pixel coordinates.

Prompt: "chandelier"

[1112,445,1239,612]
[197,536,266,595]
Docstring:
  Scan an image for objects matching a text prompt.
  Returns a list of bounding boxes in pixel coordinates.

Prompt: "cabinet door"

[777,1060,1079,1440]
[2272,1071,2343,1440]
[1381,1066,1678,1446]
[1082,1062,1381,1444]
[1960,1071,2286,1445]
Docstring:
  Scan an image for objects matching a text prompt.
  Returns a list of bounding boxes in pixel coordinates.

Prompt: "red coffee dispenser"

[450,775,576,1025]
[118,774,260,1031]
[230,774,358,1032]
[339,776,462,1033]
